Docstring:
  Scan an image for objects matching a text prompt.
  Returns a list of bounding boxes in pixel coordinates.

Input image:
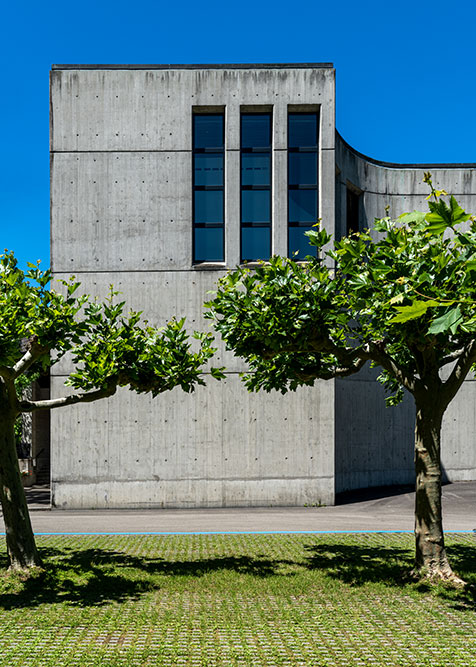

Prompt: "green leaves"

[398,211,427,230]
[68,305,221,397]
[389,299,465,336]
[205,255,344,392]
[305,224,331,249]
[389,299,441,323]
[206,185,476,399]
[0,250,220,400]
[449,196,471,226]
[428,306,463,335]
[425,196,471,234]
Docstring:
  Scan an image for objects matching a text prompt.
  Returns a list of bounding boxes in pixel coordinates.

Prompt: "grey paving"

[6,481,476,534]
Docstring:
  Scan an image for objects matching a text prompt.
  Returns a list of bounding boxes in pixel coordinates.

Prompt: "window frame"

[192,111,225,264]
[240,111,272,263]
[346,184,361,236]
[287,111,319,260]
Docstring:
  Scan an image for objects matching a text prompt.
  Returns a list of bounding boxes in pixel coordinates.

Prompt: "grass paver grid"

[0,533,475,665]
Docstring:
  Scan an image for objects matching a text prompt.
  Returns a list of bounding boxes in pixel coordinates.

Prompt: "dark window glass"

[288,112,318,258]
[240,112,272,262]
[289,190,317,223]
[194,190,223,224]
[288,114,317,148]
[242,190,271,223]
[241,153,270,186]
[346,187,360,235]
[241,227,271,262]
[194,154,223,187]
[288,226,317,260]
[193,112,225,262]
[194,227,224,262]
[289,152,317,186]
[241,114,271,149]
[193,115,224,149]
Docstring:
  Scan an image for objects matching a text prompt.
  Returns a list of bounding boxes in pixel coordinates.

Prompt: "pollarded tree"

[0,252,222,571]
[206,175,476,584]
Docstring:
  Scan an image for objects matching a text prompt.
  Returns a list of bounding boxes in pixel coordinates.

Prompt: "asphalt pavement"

[4,481,474,535]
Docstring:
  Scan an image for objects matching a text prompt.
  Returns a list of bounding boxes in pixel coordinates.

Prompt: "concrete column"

[272,101,288,258]
[225,100,240,268]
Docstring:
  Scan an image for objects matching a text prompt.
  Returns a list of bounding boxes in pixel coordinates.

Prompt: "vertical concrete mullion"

[225,101,240,268]
[320,147,336,251]
[273,102,288,257]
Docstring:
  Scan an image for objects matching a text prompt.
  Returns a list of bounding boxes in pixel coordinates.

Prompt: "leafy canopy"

[0,252,222,402]
[206,176,476,406]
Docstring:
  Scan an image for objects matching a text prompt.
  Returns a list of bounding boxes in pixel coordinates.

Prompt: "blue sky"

[1,0,475,270]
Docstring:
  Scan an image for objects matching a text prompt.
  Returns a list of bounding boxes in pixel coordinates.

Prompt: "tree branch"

[296,357,367,382]
[0,366,14,381]
[12,339,49,379]
[258,333,418,392]
[439,349,465,367]
[441,340,476,407]
[357,342,418,394]
[19,382,117,413]
[311,336,418,392]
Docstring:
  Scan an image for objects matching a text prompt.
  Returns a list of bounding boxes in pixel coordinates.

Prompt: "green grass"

[0,533,475,666]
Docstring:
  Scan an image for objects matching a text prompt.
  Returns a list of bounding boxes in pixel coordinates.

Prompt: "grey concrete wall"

[50,65,337,508]
[50,377,334,509]
[335,134,476,491]
[50,66,336,268]
[335,134,476,236]
[334,367,415,494]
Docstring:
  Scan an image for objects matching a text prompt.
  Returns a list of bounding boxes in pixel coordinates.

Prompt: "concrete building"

[49,63,476,509]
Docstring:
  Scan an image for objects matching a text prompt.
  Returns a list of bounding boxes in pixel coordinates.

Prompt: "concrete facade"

[50,64,476,508]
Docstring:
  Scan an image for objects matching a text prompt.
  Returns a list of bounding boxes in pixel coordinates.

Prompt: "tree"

[0,252,222,571]
[206,175,476,584]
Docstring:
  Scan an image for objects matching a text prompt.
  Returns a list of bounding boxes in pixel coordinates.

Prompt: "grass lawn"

[0,532,475,666]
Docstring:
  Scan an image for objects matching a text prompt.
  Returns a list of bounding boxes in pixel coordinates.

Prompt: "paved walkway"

[6,481,475,534]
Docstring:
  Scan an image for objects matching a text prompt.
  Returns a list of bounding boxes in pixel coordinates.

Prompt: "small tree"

[0,252,222,571]
[207,176,476,584]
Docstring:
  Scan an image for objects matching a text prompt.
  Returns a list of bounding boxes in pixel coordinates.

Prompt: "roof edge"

[336,130,476,170]
[51,63,334,71]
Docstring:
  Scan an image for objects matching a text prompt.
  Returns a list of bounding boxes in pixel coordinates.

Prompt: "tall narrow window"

[346,186,360,236]
[193,113,224,263]
[241,113,272,262]
[288,112,318,259]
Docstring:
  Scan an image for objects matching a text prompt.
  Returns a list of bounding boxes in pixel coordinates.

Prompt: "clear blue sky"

[1,0,475,270]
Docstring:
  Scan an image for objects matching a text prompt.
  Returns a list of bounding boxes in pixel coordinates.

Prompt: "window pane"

[194,154,223,186]
[289,226,317,260]
[241,226,270,261]
[289,153,317,186]
[289,114,317,148]
[288,190,317,223]
[194,115,223,149]
[194,190,223,224]
[194,227,224,262]
[242,190,270,223]
[241,114,271,149]
[346,188,360,235]
[241,153,270,186]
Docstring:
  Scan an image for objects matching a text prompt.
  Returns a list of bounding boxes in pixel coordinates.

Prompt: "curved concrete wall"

[335,134,476,493]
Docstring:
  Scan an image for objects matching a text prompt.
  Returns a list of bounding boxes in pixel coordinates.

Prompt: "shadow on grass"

[1,539,474,611]
[303,540,476,608]
[441,543,476,611]
[304,541,414,587]
[0,547,293,610]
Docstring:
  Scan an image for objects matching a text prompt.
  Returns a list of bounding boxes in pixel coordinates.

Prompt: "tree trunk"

[413,399,462,583]
[0,407,41,570]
